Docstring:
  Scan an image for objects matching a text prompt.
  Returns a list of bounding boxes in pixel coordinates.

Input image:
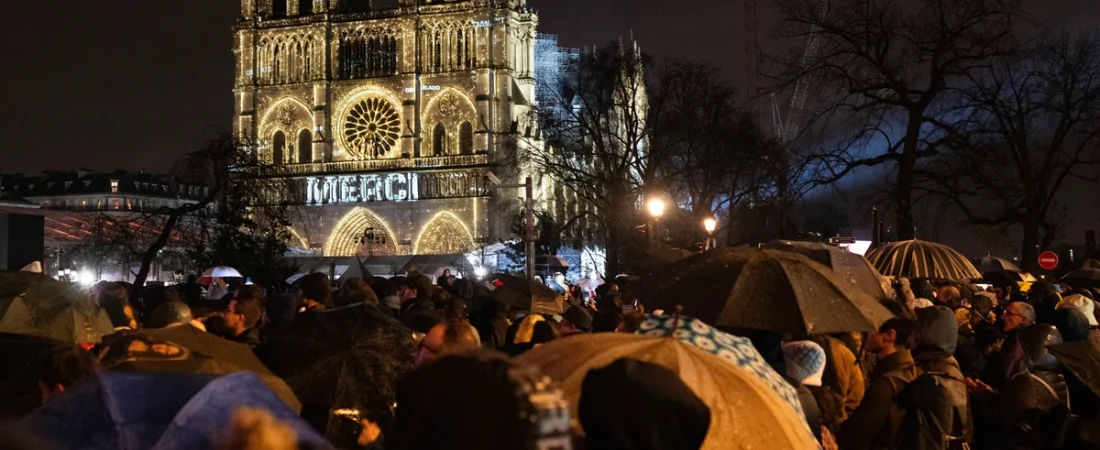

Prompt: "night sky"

[0,0,742,175]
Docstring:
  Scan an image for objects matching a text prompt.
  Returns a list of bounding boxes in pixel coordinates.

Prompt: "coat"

[810,336,865,429]
[839,350,920,450]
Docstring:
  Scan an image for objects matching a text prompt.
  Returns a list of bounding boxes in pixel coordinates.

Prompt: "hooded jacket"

[913,306,973,445]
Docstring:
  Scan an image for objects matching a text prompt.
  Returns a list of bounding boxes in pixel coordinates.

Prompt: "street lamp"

[703,217,717,250]
[645,197,666,218]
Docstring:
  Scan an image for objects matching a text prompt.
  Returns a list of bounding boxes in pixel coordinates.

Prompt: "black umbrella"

[1048,340,1100,398]
[482,274,564,315]
[254,303,415,444]
[0,332,68,382]
[1061,269,1100,290]
[535,255,570,268]
[107,325,301,412]
[0,271,114,344]
[631,247,894,336]
[761,240,891,300]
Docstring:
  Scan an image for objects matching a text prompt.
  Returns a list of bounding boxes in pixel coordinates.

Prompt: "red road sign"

[1038,251,1059,270]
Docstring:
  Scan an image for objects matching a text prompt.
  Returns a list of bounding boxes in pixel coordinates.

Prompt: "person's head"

[1002,301,1035,332]
[430,288,452,311]
[415,319,481,368]
[225,297,263,336]
[1050,307,1091,343]
[913,305,959,359]
[579,358,710,450]
[338,277,378,307]
[560,305,593,334]
[95,281,136,330]
[188,274,197,283]
[399,275,432,302]
[37,346,99,403]
[781,340,826,387]
[911,279,936,302]
[441,269,451,278]
[235,285,265,302]
[146,301,194,329]
[298,273,331,310]
[529,320,559,345]
[937,285,961,307]
[1056,294,1099,327]
[865,317,915,358]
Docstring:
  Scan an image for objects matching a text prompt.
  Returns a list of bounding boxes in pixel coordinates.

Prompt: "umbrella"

[1083,259,1100,270]
[637,313,807,427]
[285,273,307,285]
[0,332,68,382]
[0,271,114,344]
[762,240,892,300]
[482,274,565,315]
[254,303,415,441]
[200,266,243,279]
[514,332,818,450]
[1048,341,1100,398]
[112,325,301,412]
[865,239,981,280]
[1061,269,1100,290]
[19,371,331,450]
[633,247,894,336]
[977,256,1022,273]
[536,255,570,268]
[574,276,604,291]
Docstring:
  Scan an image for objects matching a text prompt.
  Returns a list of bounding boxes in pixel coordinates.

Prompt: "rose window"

[343,97,400,159]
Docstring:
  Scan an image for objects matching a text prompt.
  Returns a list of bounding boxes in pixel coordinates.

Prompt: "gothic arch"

[414,211,474,255]
[323,207,400,257]
[259,97,312,163]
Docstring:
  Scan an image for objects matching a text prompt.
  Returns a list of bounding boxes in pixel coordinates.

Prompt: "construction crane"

[744,0,829,144]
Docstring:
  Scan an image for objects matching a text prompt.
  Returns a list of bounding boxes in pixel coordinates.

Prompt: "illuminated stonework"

[324,207,399,257]
[342,97,401,159]
[414,211,475,255]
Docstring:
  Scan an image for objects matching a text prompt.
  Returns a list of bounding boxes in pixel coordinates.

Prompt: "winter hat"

[1057,294,1098,326]
[781,340,826,387]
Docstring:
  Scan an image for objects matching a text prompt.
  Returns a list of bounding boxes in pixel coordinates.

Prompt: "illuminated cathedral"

[233,0,540,259]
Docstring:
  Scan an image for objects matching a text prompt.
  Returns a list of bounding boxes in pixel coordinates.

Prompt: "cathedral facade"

[233,0,539,257]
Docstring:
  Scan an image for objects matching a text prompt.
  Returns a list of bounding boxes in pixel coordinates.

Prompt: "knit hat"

[1057,294,1098,326]
[781,340,826,387]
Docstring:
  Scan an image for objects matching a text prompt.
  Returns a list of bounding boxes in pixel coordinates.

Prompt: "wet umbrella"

[865,239,981,280]
[636,313,807,426]
[633,247,894,336]
[110,325,301,412]
[536,255,570,268]
[19,371,330,450]
[977,256,1023,274]
[515,332,818,450]
[762,239,892,299]
[0,332,68,382]
[200,266,243,279]
[0,271,114,344]
[1048,340,1100,398]
[1061,268,1100,290]
[254,303,416,442]
[482,274,565,315]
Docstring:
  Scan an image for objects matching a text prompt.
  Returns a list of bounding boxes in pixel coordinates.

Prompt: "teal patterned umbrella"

[637,313,808,431]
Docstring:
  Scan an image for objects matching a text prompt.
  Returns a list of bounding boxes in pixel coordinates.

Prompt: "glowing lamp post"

[645,197,666,248]
[703,217,717,250]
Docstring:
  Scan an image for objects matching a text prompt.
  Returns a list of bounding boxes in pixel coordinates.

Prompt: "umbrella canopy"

[633,248,894,336]
[977,256,1022,273]
[0,332,69,382]
[637,314,807,427]
[1084,259,1100,270]
[865,240,981,280]
[1048,340,1100,398]
[482,274,565,315]
[536,255,570,268]
[0,271,114,344]
[200,266,243,279]
[515,333,818,450]
[762,240,892,300]
[1061,268,1100,290]
[254,303,415,441]
[286,272,307,285]
[19,371,330,450]
[112,325,300,412]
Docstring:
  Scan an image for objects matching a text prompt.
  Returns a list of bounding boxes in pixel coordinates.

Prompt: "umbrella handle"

[667,305,684,336]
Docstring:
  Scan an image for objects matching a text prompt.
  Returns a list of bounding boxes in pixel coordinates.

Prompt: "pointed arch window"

[272,0,287,18]
[459,122,473,155]
[273,131,286,165]
[432,123,447,156]
[298,129,312,163]
[298,0,312,15]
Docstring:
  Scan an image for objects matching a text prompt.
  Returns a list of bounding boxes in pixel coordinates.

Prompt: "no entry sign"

[1038,251,1059,270]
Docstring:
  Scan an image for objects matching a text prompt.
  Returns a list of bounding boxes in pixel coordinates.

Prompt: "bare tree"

[772,0,1024,240]
[921,31,1100,271]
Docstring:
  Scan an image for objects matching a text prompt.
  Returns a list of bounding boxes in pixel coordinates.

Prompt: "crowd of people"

[4,264,1100,450]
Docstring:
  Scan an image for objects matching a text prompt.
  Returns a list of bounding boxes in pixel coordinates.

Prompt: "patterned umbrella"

[636,313,807,430]
[865,240,981,280]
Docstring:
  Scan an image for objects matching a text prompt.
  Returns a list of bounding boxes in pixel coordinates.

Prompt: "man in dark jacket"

[399,275,442,334]
[913,305,973,446]
[224,296,263,347]
[840,317,919,450]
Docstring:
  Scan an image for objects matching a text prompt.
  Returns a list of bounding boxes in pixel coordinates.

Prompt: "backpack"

[889,372,969,450]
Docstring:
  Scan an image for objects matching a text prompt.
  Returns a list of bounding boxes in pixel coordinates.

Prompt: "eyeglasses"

[1003,310,1025,320]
